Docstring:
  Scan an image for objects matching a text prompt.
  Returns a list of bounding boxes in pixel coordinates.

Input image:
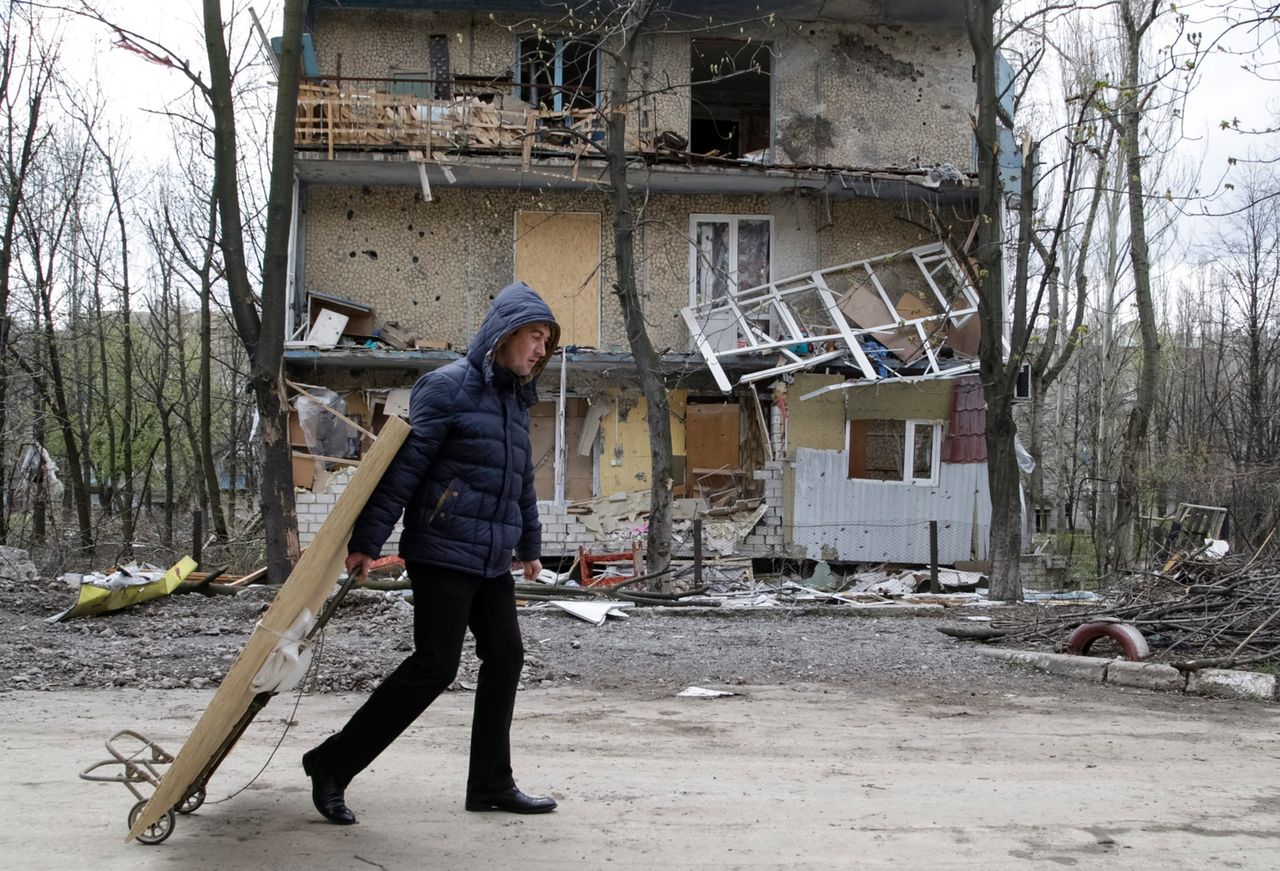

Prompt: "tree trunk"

[202,0,305,581]
[32,419,47,545]
[38,287,93,552]
[0,68,46,546]
[91,268,118,517]
[199,264,229,541]
[1110,2,1161,568]
[967,0,1022,600]
[255,0,307,578]
[162,413,175,549]
[107,163,137,554]
[603,2,672,580]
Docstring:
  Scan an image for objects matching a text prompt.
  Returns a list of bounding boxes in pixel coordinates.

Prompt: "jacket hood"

[468,281,560,404]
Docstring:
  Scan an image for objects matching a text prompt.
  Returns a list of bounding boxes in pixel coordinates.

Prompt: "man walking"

[302,282,560,824]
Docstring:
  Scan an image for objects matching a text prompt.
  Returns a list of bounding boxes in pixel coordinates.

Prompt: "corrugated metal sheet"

[942,375,987,463]
[789,449,990,563]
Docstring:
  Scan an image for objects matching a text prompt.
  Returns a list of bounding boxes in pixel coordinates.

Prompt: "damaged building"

[284,0,997,566]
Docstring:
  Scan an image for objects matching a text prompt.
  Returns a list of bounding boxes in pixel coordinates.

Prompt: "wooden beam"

[125,416,410,842]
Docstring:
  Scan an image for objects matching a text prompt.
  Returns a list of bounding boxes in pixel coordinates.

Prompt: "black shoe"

[302,748,357,825]
[465,786,557,814]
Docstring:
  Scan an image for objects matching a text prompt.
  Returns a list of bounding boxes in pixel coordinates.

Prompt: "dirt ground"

[3,573,1280,868]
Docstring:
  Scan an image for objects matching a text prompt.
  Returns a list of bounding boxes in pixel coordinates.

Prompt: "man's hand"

[517,559,542,581]
[345,552,374,581]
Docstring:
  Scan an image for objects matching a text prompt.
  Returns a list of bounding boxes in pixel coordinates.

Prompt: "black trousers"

[313,563,525,796]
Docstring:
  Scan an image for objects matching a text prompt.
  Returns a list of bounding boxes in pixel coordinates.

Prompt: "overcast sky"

[47,1,1280,268]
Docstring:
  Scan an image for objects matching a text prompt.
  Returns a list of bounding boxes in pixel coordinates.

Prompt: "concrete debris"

[847,572,918,596]
[0,546,37,583]
[1021,590,1102,603]
[716,592,780,609]
[908,569,987,592]
[569,491,765,554]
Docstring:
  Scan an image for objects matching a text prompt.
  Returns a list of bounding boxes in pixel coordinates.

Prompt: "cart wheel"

[129,799,175,846]
[177,786,206,814]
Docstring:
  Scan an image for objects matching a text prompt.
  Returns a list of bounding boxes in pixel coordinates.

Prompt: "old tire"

[1066,621,1150,661]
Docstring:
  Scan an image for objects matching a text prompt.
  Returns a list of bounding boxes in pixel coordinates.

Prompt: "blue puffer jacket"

[348,282,560,577]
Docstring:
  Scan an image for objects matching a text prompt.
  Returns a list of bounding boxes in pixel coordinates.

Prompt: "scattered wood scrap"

[960,556,1280,671]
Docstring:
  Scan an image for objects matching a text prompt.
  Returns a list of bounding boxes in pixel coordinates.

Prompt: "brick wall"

[738,461,789,558]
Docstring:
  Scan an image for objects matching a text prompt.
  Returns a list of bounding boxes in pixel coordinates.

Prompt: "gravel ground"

[0,573,1077,697]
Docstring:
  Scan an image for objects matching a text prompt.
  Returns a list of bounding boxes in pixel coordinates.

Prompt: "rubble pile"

[0,548,1036,696]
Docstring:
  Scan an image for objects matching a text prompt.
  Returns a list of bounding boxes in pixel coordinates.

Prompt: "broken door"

[529,399,594,502]
[684,401,741,499]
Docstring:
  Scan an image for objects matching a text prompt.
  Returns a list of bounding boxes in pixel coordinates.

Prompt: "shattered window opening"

[690,38,773,160]
[517,34,599,112]
[681,242,980,393]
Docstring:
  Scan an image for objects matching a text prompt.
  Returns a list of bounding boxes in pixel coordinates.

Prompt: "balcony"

[292,77,974,205]
[295,78,655,163]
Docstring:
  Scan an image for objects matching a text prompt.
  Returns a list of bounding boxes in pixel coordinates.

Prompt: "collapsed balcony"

[295,78,656,162]
[682,242,983,394]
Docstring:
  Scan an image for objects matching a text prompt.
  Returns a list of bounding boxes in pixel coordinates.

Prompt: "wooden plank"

[848,419,868,478]
[530,398,590,501]
[522,114,535,170]
[125,416,411,842]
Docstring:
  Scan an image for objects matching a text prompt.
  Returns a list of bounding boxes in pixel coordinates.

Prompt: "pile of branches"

[986,556,1280,671]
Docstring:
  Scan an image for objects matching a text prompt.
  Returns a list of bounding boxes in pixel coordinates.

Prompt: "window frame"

[847,418,942,486]
[514,33,601,112]
[687,213,775,308]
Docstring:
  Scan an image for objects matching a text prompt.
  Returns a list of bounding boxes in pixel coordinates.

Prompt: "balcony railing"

[295,77,656,164]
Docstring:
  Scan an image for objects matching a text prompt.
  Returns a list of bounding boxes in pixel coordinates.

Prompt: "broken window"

[848,419,940,484]
[690,39,772,159]
[517,34,599,111]
[689,215,772,352]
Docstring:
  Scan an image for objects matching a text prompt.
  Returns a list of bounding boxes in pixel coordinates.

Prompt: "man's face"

[497,323,552,377]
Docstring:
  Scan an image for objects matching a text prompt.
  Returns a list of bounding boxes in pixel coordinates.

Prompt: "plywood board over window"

[515,211,601,348]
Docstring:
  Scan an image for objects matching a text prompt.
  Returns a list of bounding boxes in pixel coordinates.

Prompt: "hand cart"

[79,570,362,844]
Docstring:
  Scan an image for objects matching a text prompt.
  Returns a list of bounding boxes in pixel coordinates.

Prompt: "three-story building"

[286,0,994,567]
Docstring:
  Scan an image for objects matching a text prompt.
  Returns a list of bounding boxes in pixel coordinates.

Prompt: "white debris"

[1204,539,1229,560]
[677,686,737,699]
[548,600,633,626]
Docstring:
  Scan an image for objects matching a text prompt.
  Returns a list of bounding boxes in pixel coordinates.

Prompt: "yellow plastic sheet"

[51,557,198,622]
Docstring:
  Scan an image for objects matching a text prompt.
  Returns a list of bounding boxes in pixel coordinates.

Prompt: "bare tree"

[0,5,57,544]
[66,0,305,578]
[201,0,306,581]
[162,133,230,544]
[13,123,96,552]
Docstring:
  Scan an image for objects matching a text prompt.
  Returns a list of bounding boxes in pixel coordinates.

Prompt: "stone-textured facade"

[310,8,972,170]
[303,187,947,353]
